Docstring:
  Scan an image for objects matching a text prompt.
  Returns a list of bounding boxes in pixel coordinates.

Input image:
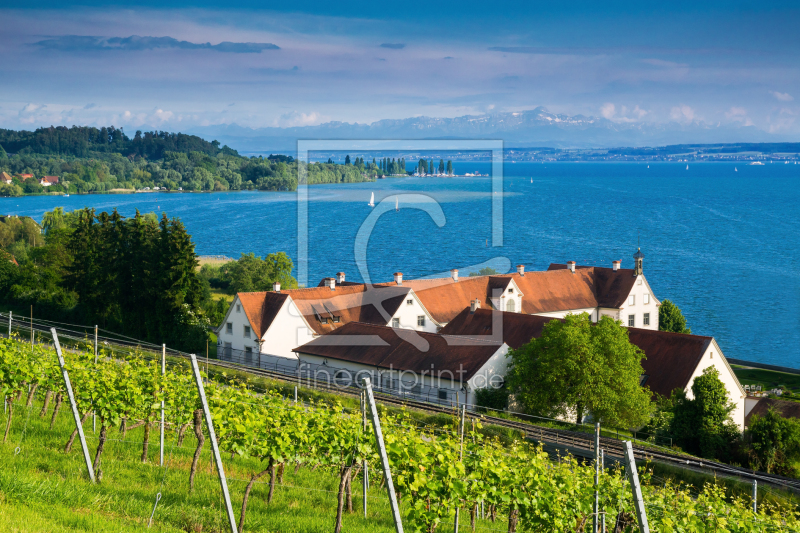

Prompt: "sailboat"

[530,178,532,183]
[395,196,399,211]
[735,167,738,172]
[686,164,689,170]
[647,165,649,168]
[368,192,375,207]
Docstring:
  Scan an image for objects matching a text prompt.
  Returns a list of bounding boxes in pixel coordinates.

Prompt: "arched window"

[506,299,516,312]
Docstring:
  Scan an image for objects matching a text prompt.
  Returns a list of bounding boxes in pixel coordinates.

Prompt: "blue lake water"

[2,162,799,368]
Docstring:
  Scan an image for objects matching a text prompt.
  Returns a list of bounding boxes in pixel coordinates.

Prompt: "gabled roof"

[236,284,412,337]
[383,265,637,324]
[293,321,504,381]
[40,176,59,183]
[745,398,800,426]
[440,307,715,399]
[237,291,289,340]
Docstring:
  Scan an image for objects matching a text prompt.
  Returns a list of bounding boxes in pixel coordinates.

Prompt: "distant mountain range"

[186,107,787,153]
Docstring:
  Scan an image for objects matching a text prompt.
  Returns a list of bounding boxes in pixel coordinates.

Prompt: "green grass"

[0,397,403,533]
[731,365,800,400]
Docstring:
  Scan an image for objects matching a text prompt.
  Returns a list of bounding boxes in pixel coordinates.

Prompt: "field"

[0,396,399,533]
[731,365,800,399]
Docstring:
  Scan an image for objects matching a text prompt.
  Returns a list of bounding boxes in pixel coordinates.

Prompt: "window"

[508,288,514,294]
[332,316,341,323]
[644,293,650,304]
[628,314,635,327]
[637,278,643,285]
[319,317,328,324]
[438,390,448,400]
[417,315,426,327]
[643,313,650,326]
[506,299,516,312]
[236,304,241,313]
[223,342,232,359]
[628,295,635,305]
[226,322,232,334]
[406,299,414,306]
[243,325,250,338]
[392,318,400,328]
[244,346,253,364]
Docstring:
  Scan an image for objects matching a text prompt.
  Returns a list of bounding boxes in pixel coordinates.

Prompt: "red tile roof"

[293,321,504,381]
[440,307,714,399]
[40,176,59,184]
[237,284,412,337]
[387,264,638,323]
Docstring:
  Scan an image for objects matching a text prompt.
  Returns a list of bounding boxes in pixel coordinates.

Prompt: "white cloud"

[274,110,328,127]
[725,107,752,126]
[600,103,615,119]
[19,103,46,114]
[670,104,695,123]
[770,91,793,102]
[600,103,646,122]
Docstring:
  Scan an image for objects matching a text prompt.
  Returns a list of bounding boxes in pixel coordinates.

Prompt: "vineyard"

[1,332,800,533]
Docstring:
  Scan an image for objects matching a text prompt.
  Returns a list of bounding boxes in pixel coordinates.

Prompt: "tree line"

[0,128,375,197]
[0,208,297,352]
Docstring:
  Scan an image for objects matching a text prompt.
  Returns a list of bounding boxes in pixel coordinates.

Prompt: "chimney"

[567,261,576,273]
[450,269,459,282]
[273,282,280,293]
[470,299,481,313]
[328,277,336,290]
[336,271,345,284]
[612,261,620,271]
[516,264,525,276]
[394,272,403,285]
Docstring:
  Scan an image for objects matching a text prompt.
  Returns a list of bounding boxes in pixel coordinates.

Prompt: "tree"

[224,252,298,294]
[438,159,445,174]
[469,267,499,276]
[447,160,453,175]
[669,367,740,460]
[746,408,800,476]
[659,299,691,334]
[345,155,351,165]
[0,143,7,161]
[506,314,651,428]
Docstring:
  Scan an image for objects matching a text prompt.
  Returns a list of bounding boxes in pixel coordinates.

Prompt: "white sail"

[686,164,689,170]
[395,196,398,211]
[368,192,375,207]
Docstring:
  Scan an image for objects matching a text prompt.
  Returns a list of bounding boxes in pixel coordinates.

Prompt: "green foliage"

[223,252,297,294]
[669,367,741,461]
[746,408,800,476]
[506,313,652,428]
[475,383,509,411]
[22,178,43,194]
[659,299,691,334]
[469,267,499,276]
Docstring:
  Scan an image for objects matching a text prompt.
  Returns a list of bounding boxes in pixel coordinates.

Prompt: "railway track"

[199,356,800,494]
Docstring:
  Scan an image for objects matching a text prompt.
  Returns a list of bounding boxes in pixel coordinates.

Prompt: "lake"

[3,162,798,368]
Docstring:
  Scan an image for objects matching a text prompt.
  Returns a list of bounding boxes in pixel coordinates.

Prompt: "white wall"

[684,339,746,430]
[466,345,510,406]
[617,274,659,330]
[262,299,315,360]
[390,291,440,332]
[744,397,761,421]
[217,296,261,353]
[489,280,523,314]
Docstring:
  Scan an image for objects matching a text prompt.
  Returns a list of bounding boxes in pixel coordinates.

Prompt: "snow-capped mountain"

[187,107,781,152]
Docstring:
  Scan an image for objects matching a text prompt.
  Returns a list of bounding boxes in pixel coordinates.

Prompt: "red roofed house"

[1,172,12,184]
[293,321,510,406]
[17,174,34,180]
[40,176,59,186]
[215,277,439,367]
[218,248,661,368]
[440,306,747,429]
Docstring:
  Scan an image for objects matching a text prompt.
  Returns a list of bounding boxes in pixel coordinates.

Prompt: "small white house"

[293,321,510,407]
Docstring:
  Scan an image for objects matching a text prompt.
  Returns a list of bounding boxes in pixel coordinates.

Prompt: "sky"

[0,0,798,137]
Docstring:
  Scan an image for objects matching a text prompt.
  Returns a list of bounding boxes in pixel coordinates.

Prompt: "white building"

[216,249,660,368]
[293,321,510,407]
[215,273,439,367]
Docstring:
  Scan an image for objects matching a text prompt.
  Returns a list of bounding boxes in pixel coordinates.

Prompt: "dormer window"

[333,316,341,323]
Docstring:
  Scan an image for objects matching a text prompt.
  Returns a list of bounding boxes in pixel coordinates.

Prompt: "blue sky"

[0,1,798,136]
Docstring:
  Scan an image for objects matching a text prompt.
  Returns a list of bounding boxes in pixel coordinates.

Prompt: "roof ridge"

[344,321,506,345]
